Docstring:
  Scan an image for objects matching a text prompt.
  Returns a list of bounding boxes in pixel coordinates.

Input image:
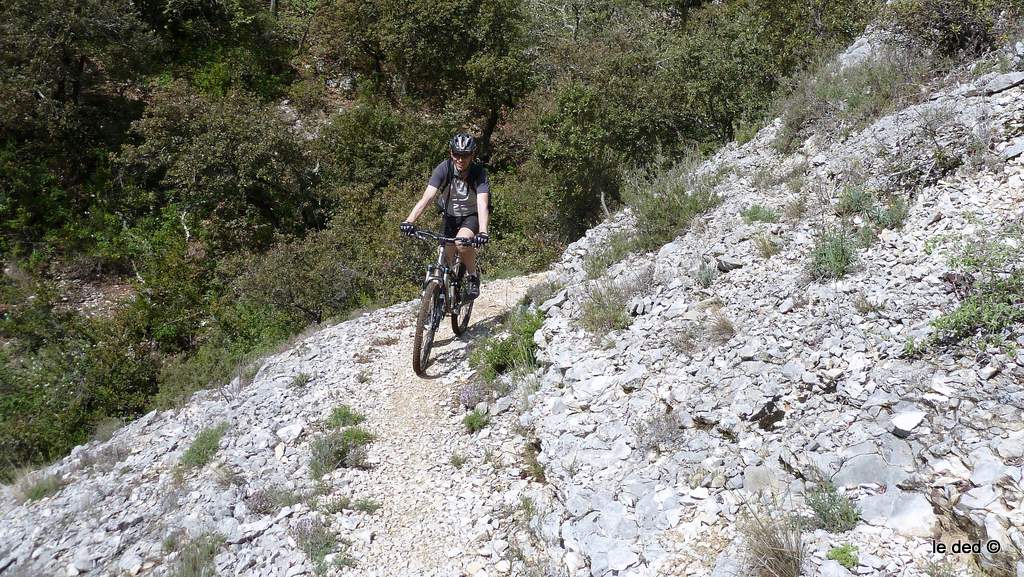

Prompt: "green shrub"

[245,486,304,515]
[774,52,933,153]
[169,533,224,577]
[579,281,633,335]
[931,225,1024,351]
[827,544,859,569]
[809,229,857,280]
[696,263,719,288]
[469,306,544,383]
[523,280,563,307]
[806,482,859,532]
[835,186,875,216]
[931,273,1024,348]
[742,204,780,224]
[622,155,723,253]
[309,427,375,477]
[291,373,312,389]
[326,405,366,428]
[292,518,339,574]
[463,410,490,433]
[885,0,1023,57]
[450,453,467,468]
[869,198,910,230]
[180,422,230,470]
[353,498,381,514]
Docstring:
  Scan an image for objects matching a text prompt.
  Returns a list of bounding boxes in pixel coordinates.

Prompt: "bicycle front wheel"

[413,280,443,376]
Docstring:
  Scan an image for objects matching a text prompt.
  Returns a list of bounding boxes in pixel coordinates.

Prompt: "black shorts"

[443,213,479,237]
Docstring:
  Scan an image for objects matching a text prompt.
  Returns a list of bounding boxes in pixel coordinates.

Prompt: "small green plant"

[835,186,875,216]
[869,197,909,230]
[695,263,719,288]
[245,486,304,515]
[930,225,1024,352]
[856,225,878,248]
[931,273,1024,349]
[179,422,230,470]
[290,372,312,388]
[450,453,467,468]
[326,405,365,428]
[162,530,185,554]
[320,496,352,514]
[579,280,632,334]
[827,544,858,569]
[902,336,924,358]
[17,473,65,502]
[519,495,537,519]
[809,229,857,280]
[806,482,859,532]
[169,533,224,577]
[469,306,544,382]
[308,427,375,477]
[463,410,490,433]
[353,498,381,514]
[923,561,958,577]
[742,204,780,224]
[292,518,338,574]
[754,233,780,258]
[522,441,546,483]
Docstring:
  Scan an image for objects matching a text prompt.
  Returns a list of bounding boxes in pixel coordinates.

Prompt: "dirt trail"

[348,273,547,577]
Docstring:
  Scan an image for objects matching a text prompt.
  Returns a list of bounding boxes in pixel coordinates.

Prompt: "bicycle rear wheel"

[451,264,474,335]
[413,281,443,376]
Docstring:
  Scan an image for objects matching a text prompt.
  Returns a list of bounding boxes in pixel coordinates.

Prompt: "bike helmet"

[450,132,478,155]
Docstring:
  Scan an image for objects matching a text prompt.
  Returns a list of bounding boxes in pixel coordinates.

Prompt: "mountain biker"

[400,132,490,300]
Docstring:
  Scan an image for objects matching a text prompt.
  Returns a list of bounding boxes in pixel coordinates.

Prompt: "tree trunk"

[270,0,277,16]
[480,106,501,161]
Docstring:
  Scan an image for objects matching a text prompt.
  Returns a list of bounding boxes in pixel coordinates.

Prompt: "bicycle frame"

[416,230,472,316]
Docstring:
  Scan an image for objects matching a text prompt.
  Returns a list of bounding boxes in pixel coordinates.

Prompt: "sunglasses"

[452,152,473,160]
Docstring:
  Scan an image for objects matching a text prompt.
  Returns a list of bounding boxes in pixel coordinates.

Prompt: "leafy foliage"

[469,306,544,383]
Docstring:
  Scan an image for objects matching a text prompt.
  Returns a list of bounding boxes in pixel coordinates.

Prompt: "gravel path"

[344,273,547,577]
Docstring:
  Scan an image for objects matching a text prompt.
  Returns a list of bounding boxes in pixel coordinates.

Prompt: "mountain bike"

[409,228,476,376]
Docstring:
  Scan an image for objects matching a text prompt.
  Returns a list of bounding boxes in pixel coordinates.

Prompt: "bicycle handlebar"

[411,228,476,246]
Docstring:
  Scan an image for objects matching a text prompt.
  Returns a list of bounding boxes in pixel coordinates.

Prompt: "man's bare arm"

[477,192,490,233]
[405,186,439,223]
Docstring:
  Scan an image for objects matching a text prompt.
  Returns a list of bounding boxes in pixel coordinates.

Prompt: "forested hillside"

[0,0,950,478]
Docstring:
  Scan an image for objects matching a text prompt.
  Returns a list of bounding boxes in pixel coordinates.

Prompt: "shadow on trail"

[417,306,511,380]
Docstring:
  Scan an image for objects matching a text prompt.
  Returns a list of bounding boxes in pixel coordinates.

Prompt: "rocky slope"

[523,49,1024,577]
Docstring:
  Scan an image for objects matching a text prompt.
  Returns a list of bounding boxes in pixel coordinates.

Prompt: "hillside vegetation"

[0,0,888,477]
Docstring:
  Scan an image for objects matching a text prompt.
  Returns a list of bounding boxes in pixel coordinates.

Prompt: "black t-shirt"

[428,160,490,217]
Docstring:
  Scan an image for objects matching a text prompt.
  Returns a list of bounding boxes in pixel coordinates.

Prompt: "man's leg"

[455,227,480,299]
[455,227,476,275]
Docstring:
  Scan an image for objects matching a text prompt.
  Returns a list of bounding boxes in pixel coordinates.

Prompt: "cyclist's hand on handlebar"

[400,221,415,236]
[473,232,489,247]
